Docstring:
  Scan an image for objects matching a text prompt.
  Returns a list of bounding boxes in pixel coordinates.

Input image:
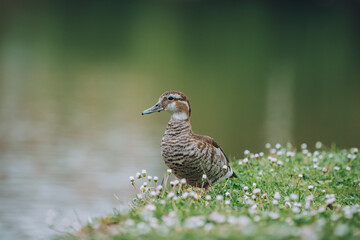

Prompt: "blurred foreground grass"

[57,144,359,240]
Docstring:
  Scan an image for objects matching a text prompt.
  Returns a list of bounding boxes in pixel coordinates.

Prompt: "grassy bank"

[58,143,359,240]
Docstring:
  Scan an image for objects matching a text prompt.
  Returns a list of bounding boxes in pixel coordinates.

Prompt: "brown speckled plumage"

[142,91,236,188]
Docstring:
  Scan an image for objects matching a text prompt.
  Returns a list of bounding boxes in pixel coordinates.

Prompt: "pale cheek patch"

[166,102,178,112]
[168,93,182,99]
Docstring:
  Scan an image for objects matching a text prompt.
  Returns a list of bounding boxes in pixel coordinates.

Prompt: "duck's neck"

[170,112,189,121]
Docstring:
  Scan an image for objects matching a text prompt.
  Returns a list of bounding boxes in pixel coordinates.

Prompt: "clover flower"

[225,200,231,205]
[216,195,223,201]
[308,185,314,191]
[244,149,250,155]
[298,174,303,178]
[334,166,340,171]
[141,169,147,177]
[301,143,307,149]
[243,158,249,164]
[147,176,152,182]
[136,172,142,179]
[244,186,249,191]
[129,176,135,183]
[153,176,159,183]
[253,188,261,195]
[167,169,172,175]
[202,174,207,182]
[290,194,298,201]
[222,165,227,172]
[345,166,351,171]
[274,192,281,200]
[265,143,271,149]
[180,178,187,184]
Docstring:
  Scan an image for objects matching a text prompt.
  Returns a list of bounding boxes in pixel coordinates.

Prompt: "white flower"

[294,202,302,207]
[322,167,327,172]
[290,193,298,201]
[269,212,279,219]
[350,147,358,153]
[238,160,243,165]
[180,178,187,184]
[222,165,228,171]
[147,176,152,182]
[306,195,314,202]
[313,158,318,162]
[334,166,340,171]
[253,188,261,195]
[325,198,335,204]
[265,143,271,149]
[318,206,326,213]
[277,160,283,165]
[345,166,351,171]
[202,174,207,181]
[141,169,147,177]
[292,207,300,213]
[275,143,281,149]
[136,172,142,179]
[252,195,256,199]
[144,204,156,211]
[315,141,322,149]
[313,164,318,169]
[244,150,250,155]
[252,183,257,187]
[129,176,135,182]
[272,200,279,205]
[259,152,264,157]
[205,195,212,201]
[243,186,249,191]
[182,192,189,199]
[150,191,157,197]
[173,179,179,186]
[301,143,307,149]
[274,192,281,200]
[286,151,295,157]
[225,191,230,197]
[225,200,231,205]
[285,202,292,208]
[209,212,226,223]
[243,158,249,163]
[270,149,276,154]
[167,169,172,175]
[137,193,143,199]
[156,185,163,191]
[216,195,223,201]
[308,185,314,190]
[298,174,303,178]
[255,153,259,158]
[167,192,175,199]
[153,176,159,182]
[253,215,261,222]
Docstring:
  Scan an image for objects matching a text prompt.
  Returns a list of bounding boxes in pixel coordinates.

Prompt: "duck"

[142,91,237,189]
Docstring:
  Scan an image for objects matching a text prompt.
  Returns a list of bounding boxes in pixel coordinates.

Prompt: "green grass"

[57,144,359,240]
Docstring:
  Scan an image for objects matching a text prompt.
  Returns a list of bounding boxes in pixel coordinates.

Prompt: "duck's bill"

[141,103,163,115]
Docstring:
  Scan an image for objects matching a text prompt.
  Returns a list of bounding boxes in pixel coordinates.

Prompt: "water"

[0,1,359,239]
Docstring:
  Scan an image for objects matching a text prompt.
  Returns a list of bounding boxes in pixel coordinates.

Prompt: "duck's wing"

[192,134,230,165]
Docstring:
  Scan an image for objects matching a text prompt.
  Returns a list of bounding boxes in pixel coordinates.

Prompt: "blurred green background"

[0,0,359,239]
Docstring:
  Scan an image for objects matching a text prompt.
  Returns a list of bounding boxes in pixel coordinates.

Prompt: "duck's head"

[142,91,191,121]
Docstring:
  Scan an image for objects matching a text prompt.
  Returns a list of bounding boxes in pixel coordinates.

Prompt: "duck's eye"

[167,96,174,101]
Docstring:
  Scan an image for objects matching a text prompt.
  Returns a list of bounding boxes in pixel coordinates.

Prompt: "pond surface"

[0,1,359,239]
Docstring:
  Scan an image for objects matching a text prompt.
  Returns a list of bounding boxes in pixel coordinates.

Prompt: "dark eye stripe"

[168,96,174,100]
